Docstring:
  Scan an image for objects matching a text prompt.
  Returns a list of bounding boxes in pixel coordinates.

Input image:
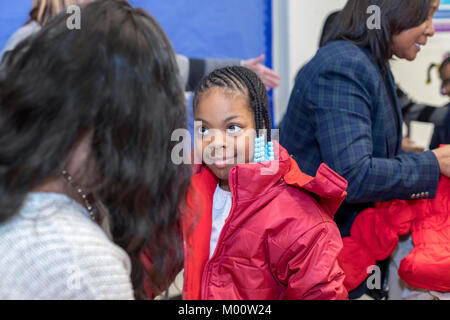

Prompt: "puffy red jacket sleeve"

[275,221,348,300]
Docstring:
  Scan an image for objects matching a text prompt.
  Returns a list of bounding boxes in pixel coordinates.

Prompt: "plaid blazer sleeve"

[303,52,440,203]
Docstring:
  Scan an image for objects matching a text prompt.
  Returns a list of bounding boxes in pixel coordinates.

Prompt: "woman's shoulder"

[304,40,377,76]
[295,40,381,95]
[318,40,370,60]
[0,193,133,299]
[19,193,129,261]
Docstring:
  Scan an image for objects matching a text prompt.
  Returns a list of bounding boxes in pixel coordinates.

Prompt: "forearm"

[342,150,440,203]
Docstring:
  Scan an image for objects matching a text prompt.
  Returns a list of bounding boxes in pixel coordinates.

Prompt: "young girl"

[182,66,348,300]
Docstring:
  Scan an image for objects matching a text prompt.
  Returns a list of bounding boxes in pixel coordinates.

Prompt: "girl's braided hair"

[193,66,272,141]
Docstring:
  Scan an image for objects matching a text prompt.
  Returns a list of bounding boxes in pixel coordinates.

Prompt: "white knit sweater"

[0,192,134,300]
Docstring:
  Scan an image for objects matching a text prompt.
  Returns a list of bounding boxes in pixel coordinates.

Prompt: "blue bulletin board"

[0,0,272,69]
[0,0,274,136]
[129,0,271,63]
[128,0,274,135]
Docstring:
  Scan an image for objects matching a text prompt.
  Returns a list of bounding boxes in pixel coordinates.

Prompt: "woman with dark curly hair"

[0,0,190,299]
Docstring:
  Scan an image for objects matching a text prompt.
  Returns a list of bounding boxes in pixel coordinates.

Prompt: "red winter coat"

[339,175,450,292]
[182,143,349,300]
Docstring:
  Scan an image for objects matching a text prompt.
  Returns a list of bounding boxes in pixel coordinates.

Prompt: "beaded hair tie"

[254,135,274,163]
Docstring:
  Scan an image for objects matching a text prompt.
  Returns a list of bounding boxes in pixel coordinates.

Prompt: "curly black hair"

[0,0,190,299]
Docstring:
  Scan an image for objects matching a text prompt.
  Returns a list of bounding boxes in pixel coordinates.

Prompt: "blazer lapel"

[360,49,403,156]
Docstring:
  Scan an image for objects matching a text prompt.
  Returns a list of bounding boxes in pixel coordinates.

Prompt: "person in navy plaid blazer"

[280,0,450,240]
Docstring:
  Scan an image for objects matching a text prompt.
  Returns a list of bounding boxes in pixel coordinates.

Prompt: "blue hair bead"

[255,135,276,163]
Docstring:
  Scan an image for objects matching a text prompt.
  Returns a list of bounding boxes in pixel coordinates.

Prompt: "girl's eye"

[227,125,242,134]
[197,126,209,135]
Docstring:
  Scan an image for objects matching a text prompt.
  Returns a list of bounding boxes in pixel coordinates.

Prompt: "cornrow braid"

[193,66,272,142]
[231,67,271,141]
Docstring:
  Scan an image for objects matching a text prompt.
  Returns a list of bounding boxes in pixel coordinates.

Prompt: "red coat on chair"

[339,175,450,292]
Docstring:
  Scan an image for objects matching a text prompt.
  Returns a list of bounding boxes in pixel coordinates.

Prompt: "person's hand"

[242,54,281,90]
[432,145,450,177]
[402,138,425,153]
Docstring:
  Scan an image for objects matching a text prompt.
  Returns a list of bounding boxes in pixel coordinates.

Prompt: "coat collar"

[192,141,291,203]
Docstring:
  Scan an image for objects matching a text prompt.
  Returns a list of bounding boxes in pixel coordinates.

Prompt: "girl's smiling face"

[194,87,256,191]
